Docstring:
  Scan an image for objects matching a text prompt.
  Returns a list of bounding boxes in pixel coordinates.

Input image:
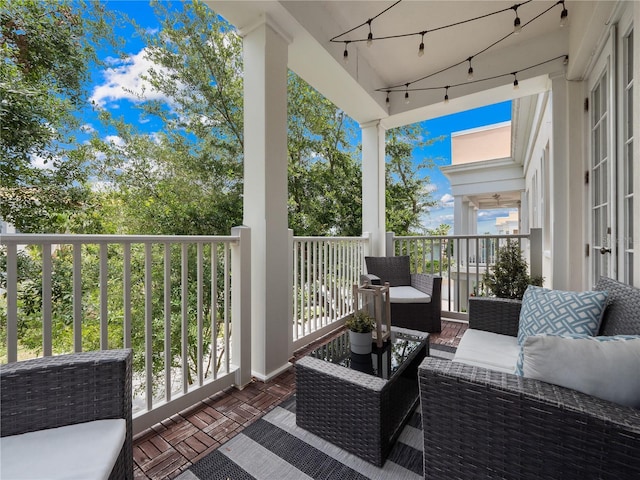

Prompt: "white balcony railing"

[0,229,251,435]
[1,228,540,432]
[292,234,370,350]
[389,229,542,316]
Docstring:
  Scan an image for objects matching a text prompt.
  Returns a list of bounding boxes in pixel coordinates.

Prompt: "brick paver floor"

[132,319,467,479]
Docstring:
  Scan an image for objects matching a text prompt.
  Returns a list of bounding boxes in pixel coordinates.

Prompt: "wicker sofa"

[1,349,133,480]
[418,277,640,479]
[362,255,442,333]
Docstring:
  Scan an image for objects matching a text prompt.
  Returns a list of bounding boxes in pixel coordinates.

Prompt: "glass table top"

[309,328,428,380]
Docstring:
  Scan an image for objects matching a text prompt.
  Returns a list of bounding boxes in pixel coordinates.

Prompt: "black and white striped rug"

[177,344,455,480]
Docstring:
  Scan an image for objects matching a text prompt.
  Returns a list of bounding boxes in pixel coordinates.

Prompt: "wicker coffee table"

[295,326,429,466]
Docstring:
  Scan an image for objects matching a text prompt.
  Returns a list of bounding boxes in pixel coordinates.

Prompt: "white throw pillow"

[521,334,640,408]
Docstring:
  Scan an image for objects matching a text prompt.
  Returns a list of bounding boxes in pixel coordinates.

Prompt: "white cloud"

[30,153,54,171]
[105,135,125,147]
[440,193,454,207]
[90,48,171,107]
[80,124,96,133]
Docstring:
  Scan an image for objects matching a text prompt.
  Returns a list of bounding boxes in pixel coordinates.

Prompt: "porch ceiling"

[207,1,616,128]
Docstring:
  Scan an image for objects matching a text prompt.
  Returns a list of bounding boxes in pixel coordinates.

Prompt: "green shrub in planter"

[483,240,544,300]
[345,310,376,333]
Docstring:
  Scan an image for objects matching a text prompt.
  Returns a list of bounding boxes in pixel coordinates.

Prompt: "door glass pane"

[627,31,634,83]
[627,144,634,195]
[627,85,634,139]
[594,208,601,246]
[593,82,601,121]
[593,165,601,204]
[626,198,634,249]
[600,119,608,160]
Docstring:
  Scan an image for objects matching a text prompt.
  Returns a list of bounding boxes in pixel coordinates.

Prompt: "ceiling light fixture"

[559,1,568,27]
[513,5,522,34]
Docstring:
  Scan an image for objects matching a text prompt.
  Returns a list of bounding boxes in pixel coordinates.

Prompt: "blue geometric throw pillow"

[517,286,608,345]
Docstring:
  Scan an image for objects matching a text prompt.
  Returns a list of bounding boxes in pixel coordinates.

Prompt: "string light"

[378,55,568,104]
[559,1,568,27]
[386,92,390,105]
[333,3,568,102]
[513,5,522,34]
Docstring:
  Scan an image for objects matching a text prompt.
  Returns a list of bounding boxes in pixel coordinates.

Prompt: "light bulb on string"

[563,55,569,66]
[559,2,568,27]
[418,32,426,57]
[343,42,349,64]
[467,57,474,81]
[444,86,450,104]
[366,20,373,46]
[512,72,519,90]
[513,6,522,34]
[386,92,390,105]
[404,84,410,104]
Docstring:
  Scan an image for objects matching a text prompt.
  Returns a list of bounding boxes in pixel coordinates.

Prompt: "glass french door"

[589,33,616,282]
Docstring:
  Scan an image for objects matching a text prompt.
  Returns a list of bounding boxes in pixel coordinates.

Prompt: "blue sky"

[82,1,513,234]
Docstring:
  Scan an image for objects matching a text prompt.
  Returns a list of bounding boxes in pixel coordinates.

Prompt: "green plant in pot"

[483,240,544,300]
[345,310,376,355]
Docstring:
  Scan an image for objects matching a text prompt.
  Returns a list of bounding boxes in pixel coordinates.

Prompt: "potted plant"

[483,240,544,299]
[345,310,376,355]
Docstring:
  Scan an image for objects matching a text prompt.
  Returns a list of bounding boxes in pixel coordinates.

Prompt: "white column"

[549,73,571,290]
[361,121,386,256]
[469,206,478,235]
[550,72,585,290]
[453,196,469,235]
[241,17,292,381]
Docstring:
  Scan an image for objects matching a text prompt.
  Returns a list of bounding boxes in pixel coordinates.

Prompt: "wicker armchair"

[418,277,640,479]
[1,349,133,480]
[362,255,442,333]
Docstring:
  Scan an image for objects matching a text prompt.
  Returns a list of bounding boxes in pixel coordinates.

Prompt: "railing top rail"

[0,234,238,245]
[392,233,531,241]
[293,235,369,242]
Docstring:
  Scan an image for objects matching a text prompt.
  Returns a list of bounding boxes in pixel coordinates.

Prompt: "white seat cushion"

[1,419,126,480]
[452,329,520,373]
[389,286,431,304]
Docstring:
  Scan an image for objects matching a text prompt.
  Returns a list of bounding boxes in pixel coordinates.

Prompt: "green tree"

[385,125,442,235]
[0,0,115,233]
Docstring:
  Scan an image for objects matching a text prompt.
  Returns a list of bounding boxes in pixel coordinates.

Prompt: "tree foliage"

[0,0,115,232]
[385,125,441,235]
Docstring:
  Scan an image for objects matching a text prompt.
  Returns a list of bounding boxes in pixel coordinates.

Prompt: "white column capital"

[238,13,293,45]
[360,119,383,130]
